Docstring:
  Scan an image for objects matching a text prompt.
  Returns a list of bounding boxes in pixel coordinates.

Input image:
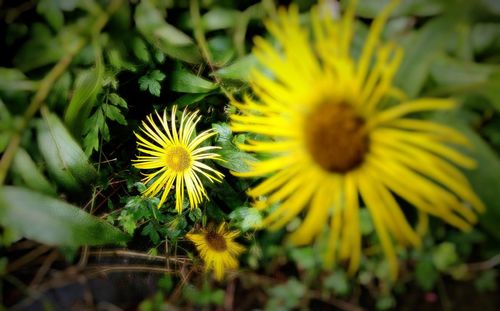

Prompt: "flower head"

[133,106,224,212]
[186,223,245,280]
[230,0,484,279]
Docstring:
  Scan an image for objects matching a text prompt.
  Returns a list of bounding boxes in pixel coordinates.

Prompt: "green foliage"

[11,148,56,196]
[139,69,166,97]
[183,281,225,306]
[37,112,97,193]
[2,0,500,309]
[170,65,218,94]
[0,186,129,246]
[265,278,306,311]
[83,91,128,155]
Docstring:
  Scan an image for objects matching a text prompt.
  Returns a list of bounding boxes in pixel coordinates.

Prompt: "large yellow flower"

[133,106,224,212]
[186,223,245,281]
[230,0,484,279]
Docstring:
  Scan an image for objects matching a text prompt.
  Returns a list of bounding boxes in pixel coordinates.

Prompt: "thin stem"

[0,0,123,185]
[189,0,236,102]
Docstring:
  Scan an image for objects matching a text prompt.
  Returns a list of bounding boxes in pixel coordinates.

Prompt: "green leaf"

[13,23,65,72]
[208,36,235,66]
[202,8,239,31]
[353,0,447,18]
[212,55,257,82]
[432,242,459,271]
[472,23,500,54]
[0,186,129,246]
[108,93,128,108]
[171,66,218,93]
[135,0,201,63]
[0,68,38,93]
[266,278,306,311]
[217,148,257,173]
[359,208,374,235]
[139,70,166,97]
[395,14,459,98]
[415,255,438,290]
[289,247,317,270]
[64,62,104,138]
[37,0,64,30]
[102,104,127,125]
[37,112,97,193]
[430,56,497,87]
[324,270,350,296]
[229,206,262,231]
[474,269,498,292]
[174,92,214,108]
[11,148,57,196]
[132,36,151,63]
[429,57,500,111]
[432,110,500,240]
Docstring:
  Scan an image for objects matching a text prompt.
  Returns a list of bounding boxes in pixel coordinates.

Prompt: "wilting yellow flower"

[186,223,245,280]
[133,106,224,212]
[230,0,484,279]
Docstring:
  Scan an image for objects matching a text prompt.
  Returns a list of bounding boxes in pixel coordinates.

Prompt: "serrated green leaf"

[108,93,127,108]
[139,70,165,97]
[103,104,127,125]
[149,69,166,81]
[0,186,129,246]
[171,67,218,93]
[83,123,99,155]
[11,148,56,196]
[37,112,97,193]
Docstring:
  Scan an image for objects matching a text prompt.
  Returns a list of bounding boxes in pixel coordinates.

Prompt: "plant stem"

[190,0,236,102]
[0,0,123,185]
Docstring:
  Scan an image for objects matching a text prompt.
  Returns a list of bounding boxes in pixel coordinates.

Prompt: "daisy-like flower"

[230,0,484,279]
[186,223,245,281]
[133,106,224,212]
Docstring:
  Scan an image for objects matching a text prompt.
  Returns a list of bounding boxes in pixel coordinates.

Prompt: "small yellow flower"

[133,106,224,212]
[186,223,245,281]
[230,0,484,279]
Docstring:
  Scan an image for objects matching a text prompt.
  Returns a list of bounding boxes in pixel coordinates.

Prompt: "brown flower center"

[205,230,227,252]
[165,146,191,172]
[304,103,369,173]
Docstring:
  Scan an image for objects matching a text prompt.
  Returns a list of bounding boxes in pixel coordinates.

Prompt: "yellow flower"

[133,105,224,212]
[230,0,484,279]
[186,223,245,280]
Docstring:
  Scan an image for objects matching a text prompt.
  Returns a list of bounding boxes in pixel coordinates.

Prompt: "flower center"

[165,146,191,172]
[205,231,227,252]
[304,103,369,173]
